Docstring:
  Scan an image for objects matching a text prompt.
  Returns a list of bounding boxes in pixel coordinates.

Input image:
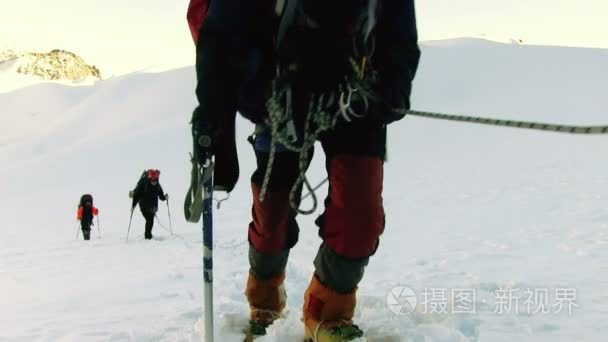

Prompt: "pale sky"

[1,0,606,75]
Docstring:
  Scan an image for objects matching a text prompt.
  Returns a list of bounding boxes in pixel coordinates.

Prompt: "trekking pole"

[201,163,214,342]
[126,208,134,242]
[76,220,80,240]
[166,196,173,236]
[185,156,214,341]
[97,216,101,239]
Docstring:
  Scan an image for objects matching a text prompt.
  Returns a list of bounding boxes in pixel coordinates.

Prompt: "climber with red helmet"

[130,169,168,239]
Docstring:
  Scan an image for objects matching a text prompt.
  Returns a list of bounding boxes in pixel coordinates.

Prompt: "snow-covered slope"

[1,38,607,341]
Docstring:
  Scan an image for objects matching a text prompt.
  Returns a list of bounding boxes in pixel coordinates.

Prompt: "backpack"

[78,194,94,220]
[138,170,148,183]
[131,169,160,196]
[79,194,93,208]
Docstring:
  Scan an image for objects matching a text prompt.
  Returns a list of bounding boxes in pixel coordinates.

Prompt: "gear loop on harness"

[260,59,376,214]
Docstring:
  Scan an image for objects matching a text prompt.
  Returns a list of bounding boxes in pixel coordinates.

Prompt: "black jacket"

[132,179,166,211]
[192,0,420,191]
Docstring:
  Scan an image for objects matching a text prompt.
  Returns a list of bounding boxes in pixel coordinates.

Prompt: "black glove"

[190,105,240,193]
[375,80,412,125]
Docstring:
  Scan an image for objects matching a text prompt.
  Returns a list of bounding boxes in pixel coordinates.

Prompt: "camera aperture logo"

[387,286,418,315]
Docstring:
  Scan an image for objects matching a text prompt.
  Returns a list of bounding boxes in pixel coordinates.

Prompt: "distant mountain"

[0,48,101,81]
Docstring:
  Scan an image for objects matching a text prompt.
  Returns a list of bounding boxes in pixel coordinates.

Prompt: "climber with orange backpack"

[77,194,99,241]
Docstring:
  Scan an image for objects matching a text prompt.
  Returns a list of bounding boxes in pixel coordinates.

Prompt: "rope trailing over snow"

[406,110,608,134]
[265,105,608,215]
[298,109,608,214]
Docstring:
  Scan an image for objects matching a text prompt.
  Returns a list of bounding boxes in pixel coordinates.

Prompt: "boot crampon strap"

[303,275,364,341]
[306,320,364,342]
